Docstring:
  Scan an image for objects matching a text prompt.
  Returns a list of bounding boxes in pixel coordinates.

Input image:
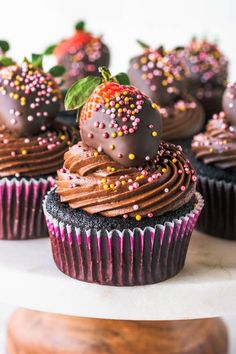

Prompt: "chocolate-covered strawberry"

[65,67,162,167]
[0,56,61,137]
[128,42,186,107]
[223,83,236,126]
[49,21,110,90]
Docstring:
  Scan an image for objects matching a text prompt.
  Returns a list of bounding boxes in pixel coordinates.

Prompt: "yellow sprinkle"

[128,153,136,160]
[118,131,123,137]
[28,70,33,75]
[172,158,177,163]
[21,85,25,90]
[93,151,98,157]
[28,64,33,69]
[115,103,120,108]
[107,166,111,172]
[162,168,167,173]
[152,103,160,110]
[110,184,115,189]
[101,178,107,184]
[135,214,142,221]
[103,184,109,190]
[111,167,116,172]
[21,149,27,155]
[152,131,157,137]
[140,56,147,64]
[136,176,140,180]
[121,180,126,185]
[13,94,19,100]
[14,80,20,86]
[111,132,117,138]
[130,104,135,108]
[110,144,115,150]
[123,91,128,95]
[60,135,66,141]
[105,103,109,108]
[67,141,72,146]
[223,139,228,144]
[162,80,168,86]
[209,148,214,153]
[124,97,129,102]
[9,92,14,98]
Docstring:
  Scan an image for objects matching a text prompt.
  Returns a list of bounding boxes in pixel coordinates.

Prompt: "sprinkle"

[147,213,153,218]
[135,214,142,221]
[118,131,123,137]
[110,144,115,150]
[101,178,107,184]
[21,149,27,155]
[93,152,98,157]
[133,204,139,210]
[110,184,115,189]
[162,168,167,173]
[128,153,136,160]
[164,188,169,193]
[172,158,177,163]
[123,214,128,219]
[111,132,117,138]
[103,184,109,190]
[180,186,186,191]
[152,103,160,110]
[152,131,157,137]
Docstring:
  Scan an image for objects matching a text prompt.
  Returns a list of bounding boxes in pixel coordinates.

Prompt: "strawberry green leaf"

[31,53,43,69]
[137,39,150,49]
[0,40,10,52]
[0,56,14,67]
[65,76,101,111]
[49,65,65,77]
[75,21,85,31]
[44,44,57,55]
[113,72,130,85]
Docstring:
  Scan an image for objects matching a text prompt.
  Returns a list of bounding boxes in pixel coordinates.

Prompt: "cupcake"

[178,38,228,119]
[43,67,203,286]
[128,44,205,144]
[52,21,110,91]
[190,84,236,240]
[0,57,77,240]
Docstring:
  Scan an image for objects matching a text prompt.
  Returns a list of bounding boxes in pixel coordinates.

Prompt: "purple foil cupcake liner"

[0,177,54,240]
[43,192,203,286]
[196,177,236,240]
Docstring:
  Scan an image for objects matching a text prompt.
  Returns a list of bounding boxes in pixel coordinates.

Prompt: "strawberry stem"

[75,21,85,31]
[98,66,117,83]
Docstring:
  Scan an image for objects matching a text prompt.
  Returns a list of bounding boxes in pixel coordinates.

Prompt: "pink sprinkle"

[180,186,186,191]
[148,213,153,218]
[164,188,169,193]
[133,204,139,210]
[123,214,128,219]
[133,182,139,189]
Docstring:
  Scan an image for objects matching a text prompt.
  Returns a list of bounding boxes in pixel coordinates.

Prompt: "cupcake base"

[43,190,203,286]
[196,176,236,240]
[0,176,54,240]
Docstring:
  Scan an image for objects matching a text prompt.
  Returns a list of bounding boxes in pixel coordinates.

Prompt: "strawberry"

[52,21,110,89]
[65,67,162,167]
[0,56,61,137]
[223,83,236,126]
[128,42,186,107]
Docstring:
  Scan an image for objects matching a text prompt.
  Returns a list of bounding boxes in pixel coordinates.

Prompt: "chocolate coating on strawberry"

[223,83,236,126]
[0,61,60,137]
[80,82,162,167]
[54,22,110,89]
[128,47,185,106]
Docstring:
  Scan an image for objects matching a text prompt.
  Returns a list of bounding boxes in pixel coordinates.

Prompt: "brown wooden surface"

[7,308,228,354]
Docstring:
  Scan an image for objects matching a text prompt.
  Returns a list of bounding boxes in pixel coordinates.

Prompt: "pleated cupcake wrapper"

[0,177,54,240]
[43,192,203,286]
[196,177,236,240]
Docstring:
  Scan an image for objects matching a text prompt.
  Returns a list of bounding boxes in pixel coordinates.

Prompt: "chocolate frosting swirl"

[0,123,77,177]
[56,141,197,219]
[192,112,236,170]
[161,95,205,140]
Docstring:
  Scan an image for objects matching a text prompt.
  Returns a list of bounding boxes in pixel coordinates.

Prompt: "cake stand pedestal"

[1,230,235,354]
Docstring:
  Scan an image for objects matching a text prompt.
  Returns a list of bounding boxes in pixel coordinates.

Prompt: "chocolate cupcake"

[128,44,205,144]
[178,38,228,119]
[52,21,110,91]
[189,85,236,239]
[43,67,203,286]
[0,58,77,240]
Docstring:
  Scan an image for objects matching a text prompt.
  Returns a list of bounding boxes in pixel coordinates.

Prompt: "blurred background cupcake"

[188,83,236,240]
[178,38,228,120]
[0,56,77,240]
[43,68,203,286]
[128,43,205,146]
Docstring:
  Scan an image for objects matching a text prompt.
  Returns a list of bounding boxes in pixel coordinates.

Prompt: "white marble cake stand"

[0,230,235,321]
